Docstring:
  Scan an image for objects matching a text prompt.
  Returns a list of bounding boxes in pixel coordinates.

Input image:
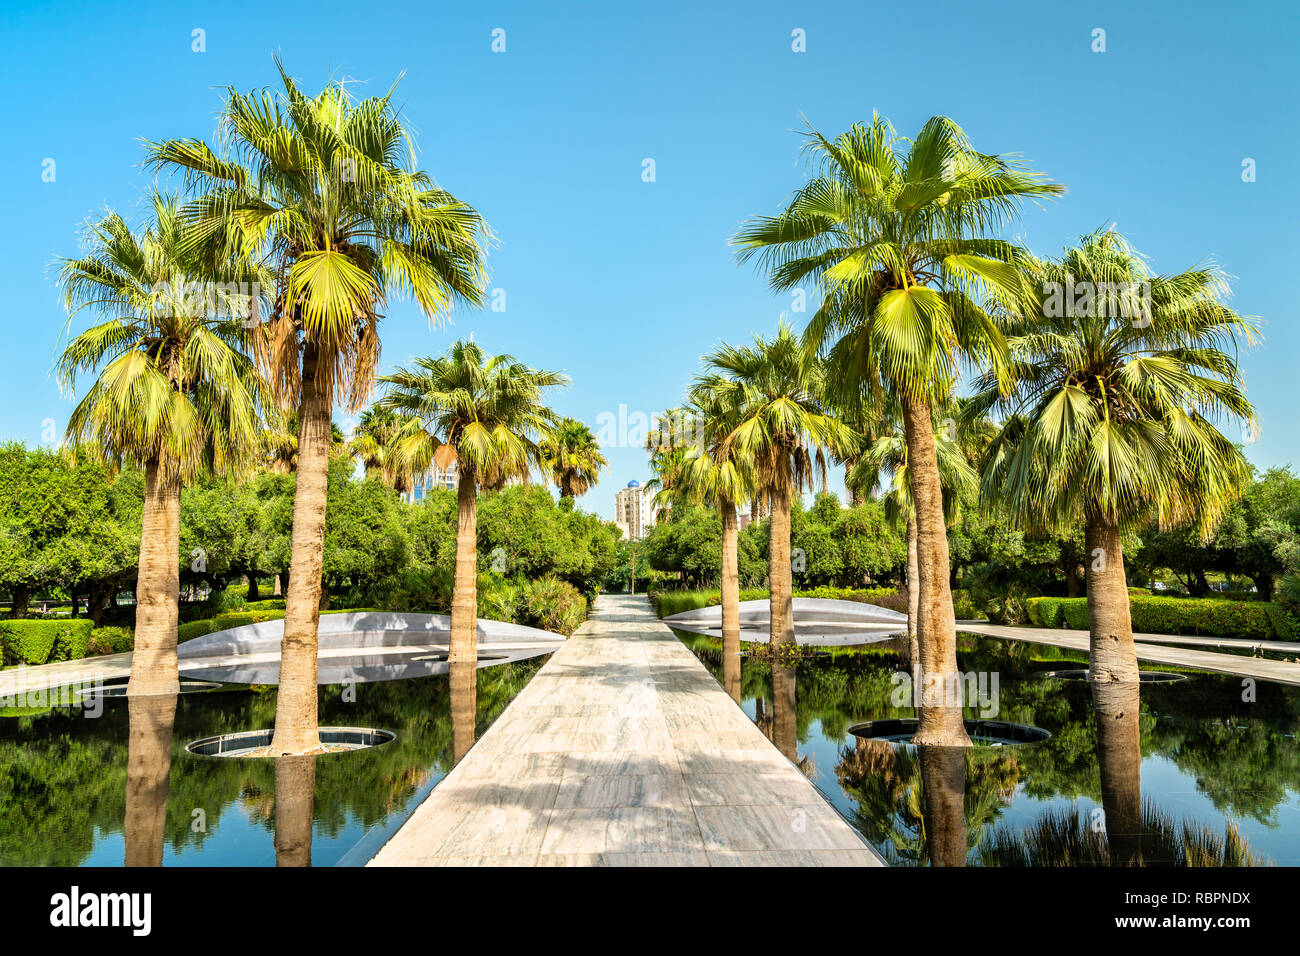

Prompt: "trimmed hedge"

[0,619,94,665]
[1026,595,1299,642]
[245,599,287,612]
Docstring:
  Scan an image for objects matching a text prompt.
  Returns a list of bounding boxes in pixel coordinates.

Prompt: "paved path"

[961,623,1300,686]
[369,594,881,867]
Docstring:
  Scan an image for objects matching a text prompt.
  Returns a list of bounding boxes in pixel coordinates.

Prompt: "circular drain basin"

[185,726,395,758]
[849,718,1050,746]
[77,680,223,700]
[1043,669,1186,683]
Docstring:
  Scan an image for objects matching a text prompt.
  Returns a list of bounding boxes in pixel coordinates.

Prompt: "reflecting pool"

[0,658,545,866]
[679,632,1300,866]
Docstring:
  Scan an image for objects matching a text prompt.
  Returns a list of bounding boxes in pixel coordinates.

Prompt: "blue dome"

[626,480,640,488]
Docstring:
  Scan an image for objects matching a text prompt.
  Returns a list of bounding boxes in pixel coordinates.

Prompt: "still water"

[680,632,1300,866]
[0,658,545,866]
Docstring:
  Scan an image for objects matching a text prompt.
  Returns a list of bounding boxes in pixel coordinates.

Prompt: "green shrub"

[518,577,587,636]
[244,599,286,612]
[0,619,93,665]
[88,626,133,655]
[1024,594,1296,641]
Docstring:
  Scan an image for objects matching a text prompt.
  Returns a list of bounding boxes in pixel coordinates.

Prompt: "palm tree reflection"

[273,754,316,867]
[124,693,177,867]
[450,660,477,764]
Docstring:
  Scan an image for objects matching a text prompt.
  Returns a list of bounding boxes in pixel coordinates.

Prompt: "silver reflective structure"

[176,611,565,685]
[663,597,908,647]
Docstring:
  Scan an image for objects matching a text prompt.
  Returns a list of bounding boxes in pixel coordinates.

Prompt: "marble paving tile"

[540,807,703,855]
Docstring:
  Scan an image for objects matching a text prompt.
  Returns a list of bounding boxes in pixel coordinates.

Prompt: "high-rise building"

[401,462,459,504]
[614,480,655,539]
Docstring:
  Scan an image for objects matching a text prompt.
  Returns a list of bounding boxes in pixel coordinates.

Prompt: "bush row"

[0,619,134,665]
[1025,595,1300,641]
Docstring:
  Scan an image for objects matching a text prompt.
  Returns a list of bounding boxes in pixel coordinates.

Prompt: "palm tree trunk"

[768,478,794,647]
[750,495,760,525]
[271,342,329,755]
[907,513,921,697]
[901,395,969,746]
[273,754,316,867]
[1093,680,1142,864]
[127,459,181,698]
[1085,512,1139,682]
[449,468,479,662]
[720,494,741,679]
[845,460,859,507]
[124,693,176,866]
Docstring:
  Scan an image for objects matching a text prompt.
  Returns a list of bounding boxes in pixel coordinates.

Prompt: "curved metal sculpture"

[176,612,565,685]
[664,597,907,647]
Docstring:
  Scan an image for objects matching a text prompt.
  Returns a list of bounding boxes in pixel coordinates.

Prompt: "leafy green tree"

[0,445,137,621]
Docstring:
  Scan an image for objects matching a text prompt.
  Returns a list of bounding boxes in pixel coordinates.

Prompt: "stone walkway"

[369,594,882,867]
[961,623,1300,686]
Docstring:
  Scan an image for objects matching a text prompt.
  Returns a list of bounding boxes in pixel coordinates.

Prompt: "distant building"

[614,480,656,539]
[402,462,459,504]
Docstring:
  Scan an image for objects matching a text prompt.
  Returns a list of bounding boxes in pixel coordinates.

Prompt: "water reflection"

[124,694,176,867]
[0,657,547,866]
[449,661,477,764]
[1093,680,1142,865]
[771,663,797,762]
[917,737,967,867]
[677,630,1297,866]
[274,754,316,867]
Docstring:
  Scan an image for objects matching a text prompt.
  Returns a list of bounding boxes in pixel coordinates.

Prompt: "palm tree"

[972,229,1256,682]
[542,417,608,501]
[676,380,754,671]
[56,196,270,697]
[147,63,490,753]
[349,406,416,493]
[734,115,1062,744]
[379,341,566,661]
[704,322,855,648]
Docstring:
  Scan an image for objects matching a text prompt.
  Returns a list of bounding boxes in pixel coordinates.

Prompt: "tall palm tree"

[734,115,1062,744]
[542,417,608,501]
[56,196,270,697]
[704,322,855,648]
[972,229,1256,682]
[379,341,566,661]
[147,63,490,752]
[681,380,754,672]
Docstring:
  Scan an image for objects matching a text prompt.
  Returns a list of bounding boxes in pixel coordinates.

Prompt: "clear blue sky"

[2,0,1296,519]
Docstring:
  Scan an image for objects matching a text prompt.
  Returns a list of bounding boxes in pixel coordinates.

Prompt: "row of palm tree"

[655,116,1257,747]
[55,64,607,756]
